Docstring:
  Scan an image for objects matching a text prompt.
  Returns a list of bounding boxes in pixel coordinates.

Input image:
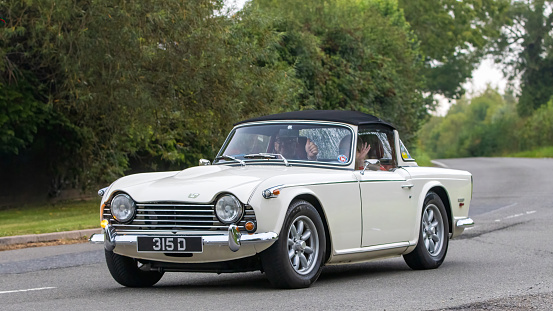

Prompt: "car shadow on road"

[95,258,412,293]
[318,258,411,283]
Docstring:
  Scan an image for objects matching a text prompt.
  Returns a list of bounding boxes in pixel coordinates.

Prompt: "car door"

[356,169,415,247]
[355,126,416,247]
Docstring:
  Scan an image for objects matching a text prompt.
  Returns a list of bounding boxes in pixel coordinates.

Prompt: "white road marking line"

[496,203,518,211]
[494,210,538,223]
[505,213,524,219]
[0,287,56,295]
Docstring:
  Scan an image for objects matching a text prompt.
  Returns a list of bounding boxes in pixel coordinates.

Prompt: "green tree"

[418,88,520,158]
[399,0,510,99]
[520,99,553,150]
[252,0,427,141]
[493,0,553,116]
[0,0,299,194]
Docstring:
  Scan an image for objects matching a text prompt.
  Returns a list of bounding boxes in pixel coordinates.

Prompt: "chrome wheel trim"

[422,203,445,257]
[287,215,319,275]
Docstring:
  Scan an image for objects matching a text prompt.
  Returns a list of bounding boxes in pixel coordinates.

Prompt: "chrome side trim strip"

[335,242,410,255]
[456,217,475,228]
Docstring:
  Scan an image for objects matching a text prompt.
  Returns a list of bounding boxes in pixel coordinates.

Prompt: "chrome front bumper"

[89,223,278,252]
[455,217,475,228]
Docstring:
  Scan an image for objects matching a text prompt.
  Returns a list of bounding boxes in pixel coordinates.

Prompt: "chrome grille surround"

[103,202,256,233]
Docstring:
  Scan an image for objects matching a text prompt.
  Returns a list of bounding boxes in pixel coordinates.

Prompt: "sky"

[465,58,507,96]
[434,58,509,116]
[225,0,510,116]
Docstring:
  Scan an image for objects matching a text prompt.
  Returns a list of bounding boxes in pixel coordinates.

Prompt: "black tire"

[403,191,450,270]
[260,200,326,289]
[105,249,164,287]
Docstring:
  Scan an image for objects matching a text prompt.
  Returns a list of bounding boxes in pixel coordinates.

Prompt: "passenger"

[355,137,371,170]
[273,130,318,160]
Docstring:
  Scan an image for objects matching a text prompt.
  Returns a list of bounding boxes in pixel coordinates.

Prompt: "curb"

[0,228,101,246]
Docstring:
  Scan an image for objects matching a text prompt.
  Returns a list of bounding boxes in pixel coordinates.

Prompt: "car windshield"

[216,123,354,165]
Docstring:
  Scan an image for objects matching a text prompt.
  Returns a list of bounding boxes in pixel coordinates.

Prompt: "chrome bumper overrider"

[455,217,475,228]
[89,223,278,252]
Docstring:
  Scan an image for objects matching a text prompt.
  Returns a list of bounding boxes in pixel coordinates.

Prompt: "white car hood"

[108,165,301,204]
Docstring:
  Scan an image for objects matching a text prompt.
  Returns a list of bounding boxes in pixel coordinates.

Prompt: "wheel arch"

[428,186,452,234]
[293,193,332,264]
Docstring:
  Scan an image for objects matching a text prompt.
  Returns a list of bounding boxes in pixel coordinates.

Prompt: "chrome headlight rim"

[215,194,244,224]
[110,193,137,224]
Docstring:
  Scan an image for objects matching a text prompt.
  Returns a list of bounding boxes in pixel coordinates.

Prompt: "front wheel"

[403,192,449,270]
[260,200,326,289]
[105,250,164,287]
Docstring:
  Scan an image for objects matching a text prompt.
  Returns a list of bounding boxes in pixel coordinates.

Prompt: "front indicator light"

[262,186,282,199]
[101,219,109,228]
[245,221,257,233]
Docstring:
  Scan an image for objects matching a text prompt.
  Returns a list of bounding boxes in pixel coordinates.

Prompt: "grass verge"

[0,199,100,237]
[506,146,553,158]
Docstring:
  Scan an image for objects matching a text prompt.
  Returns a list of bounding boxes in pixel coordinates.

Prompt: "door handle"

[401,184,414,189]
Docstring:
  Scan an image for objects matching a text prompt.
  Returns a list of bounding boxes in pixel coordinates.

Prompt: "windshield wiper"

[243,153,289,167]
[215,154,245,166]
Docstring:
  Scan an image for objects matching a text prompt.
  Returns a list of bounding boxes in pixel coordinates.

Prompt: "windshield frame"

[214,121,356,167]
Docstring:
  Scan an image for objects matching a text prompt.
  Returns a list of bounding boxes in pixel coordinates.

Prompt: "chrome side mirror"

[361,159,381,175]
[199,159,211,166]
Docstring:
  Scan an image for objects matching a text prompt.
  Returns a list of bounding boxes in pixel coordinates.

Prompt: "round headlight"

[215,194,244,224]
[110,194,136,223]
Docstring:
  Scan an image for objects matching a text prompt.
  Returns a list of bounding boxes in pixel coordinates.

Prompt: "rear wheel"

[105,250,164,287]
[403,192,449,270]
[260,200,326,288]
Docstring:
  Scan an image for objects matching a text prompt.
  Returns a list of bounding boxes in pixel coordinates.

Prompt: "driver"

[273,129,318,161]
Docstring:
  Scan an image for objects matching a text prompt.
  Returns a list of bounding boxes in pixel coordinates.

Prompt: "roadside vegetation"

[1,0,552,207]
[416,0,553,159]
[417,90,553,159]
[507,146,553,158]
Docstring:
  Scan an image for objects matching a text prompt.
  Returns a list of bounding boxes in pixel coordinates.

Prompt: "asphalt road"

[1,157,552,310]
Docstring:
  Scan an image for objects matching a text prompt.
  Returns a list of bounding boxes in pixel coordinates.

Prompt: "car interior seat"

[296,136,308,160]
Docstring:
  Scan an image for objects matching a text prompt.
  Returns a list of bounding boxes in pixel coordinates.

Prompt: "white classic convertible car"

[90,110,474,288]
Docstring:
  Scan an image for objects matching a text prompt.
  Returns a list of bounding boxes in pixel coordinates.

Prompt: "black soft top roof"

[235,110,395,129]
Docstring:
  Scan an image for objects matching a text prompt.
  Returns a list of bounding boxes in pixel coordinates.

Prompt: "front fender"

[411,181,448,244]
[249,185,319,236]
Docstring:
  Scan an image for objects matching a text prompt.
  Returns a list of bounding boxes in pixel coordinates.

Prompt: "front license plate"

[137,236,203,253]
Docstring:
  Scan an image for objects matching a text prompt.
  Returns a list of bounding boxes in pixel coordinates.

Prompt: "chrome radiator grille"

[103,202,256,233]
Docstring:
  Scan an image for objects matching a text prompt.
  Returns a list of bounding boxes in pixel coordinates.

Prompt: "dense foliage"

[417,88,553,159]
[1,0,552,200]
[416,1,553,159]
[0,0,426,197]
[492,0,553,116]
[252,0,427,139]
[398,0,510,99]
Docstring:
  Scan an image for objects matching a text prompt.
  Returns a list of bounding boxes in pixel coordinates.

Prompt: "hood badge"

[188,193,200,198]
